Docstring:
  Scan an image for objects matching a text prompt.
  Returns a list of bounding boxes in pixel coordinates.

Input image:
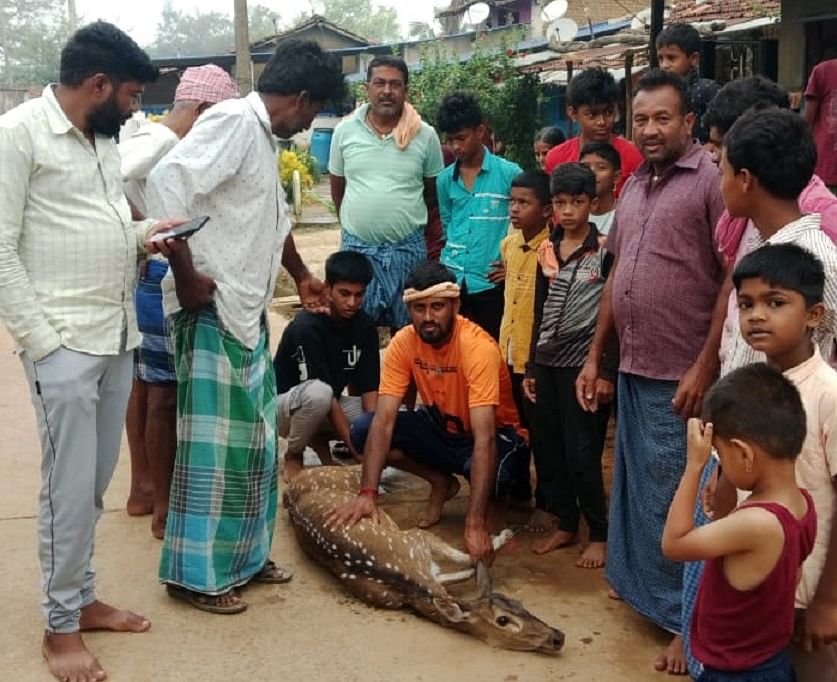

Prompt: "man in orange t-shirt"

[328,262,529,564]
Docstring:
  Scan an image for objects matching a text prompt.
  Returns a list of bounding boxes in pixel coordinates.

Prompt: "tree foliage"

[294,0,401,43]
[409,36,543,168]
[146,2,282,57]
[0,0,67,85]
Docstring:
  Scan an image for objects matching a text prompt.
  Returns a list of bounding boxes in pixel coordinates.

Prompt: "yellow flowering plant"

[279,148,316,200]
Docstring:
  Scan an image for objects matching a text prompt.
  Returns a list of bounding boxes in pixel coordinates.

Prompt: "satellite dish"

[548,17,579,42]
[467,2,491,25]
[542,0,568,22]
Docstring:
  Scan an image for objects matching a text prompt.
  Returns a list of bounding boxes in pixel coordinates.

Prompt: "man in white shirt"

[146,39,346,615]
[119,64,238,540]
[0,22,178,682]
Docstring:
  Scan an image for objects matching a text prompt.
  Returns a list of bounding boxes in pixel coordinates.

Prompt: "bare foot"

[524,508,557,533]
[607,587,622,601]
[42,632,106,682]
[79,601,150,633]
[576,542,607,568]
[653,635,688,675]
[531,528,579,555]
[416,476,460,528]
[283,453,304,483]
[125,489,153,516]
[151,512,166,540]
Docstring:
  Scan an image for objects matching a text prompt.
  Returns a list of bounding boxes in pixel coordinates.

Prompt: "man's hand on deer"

[464,523,495,566]
[327,493,380,530]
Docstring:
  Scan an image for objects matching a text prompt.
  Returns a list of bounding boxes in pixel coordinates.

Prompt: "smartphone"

[150,215,210,243]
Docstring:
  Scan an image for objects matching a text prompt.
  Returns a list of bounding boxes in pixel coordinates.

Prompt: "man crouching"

[327,262,529,564]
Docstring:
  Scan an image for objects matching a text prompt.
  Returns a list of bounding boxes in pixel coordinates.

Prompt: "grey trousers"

[21,347,133,633]
[278,379,363,455]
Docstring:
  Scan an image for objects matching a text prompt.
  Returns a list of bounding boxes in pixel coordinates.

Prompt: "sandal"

[251,559,294,584]
[166,584,248,614]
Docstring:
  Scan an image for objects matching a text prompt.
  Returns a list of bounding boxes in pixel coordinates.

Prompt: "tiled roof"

[669,0,780,25]
[250,14,371,50]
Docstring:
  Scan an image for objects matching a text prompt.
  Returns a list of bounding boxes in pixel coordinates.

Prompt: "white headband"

[402,281,461,303]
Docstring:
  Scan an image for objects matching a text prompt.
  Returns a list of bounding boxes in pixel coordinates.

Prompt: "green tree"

[409,37,543,168]
[408,22,435,40]
[0,0,67,85]
[294,0,401,43]
[147,2,282,57]
[249,4,282,42]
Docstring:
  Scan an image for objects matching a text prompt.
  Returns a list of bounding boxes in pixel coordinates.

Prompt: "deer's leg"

[421,528,517,567]
[437,568,476,585]
[420,532,472,566]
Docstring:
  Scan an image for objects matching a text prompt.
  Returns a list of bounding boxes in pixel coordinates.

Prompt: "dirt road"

[0,227,670,681]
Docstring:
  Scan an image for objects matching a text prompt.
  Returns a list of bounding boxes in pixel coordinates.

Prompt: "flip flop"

[166,584,247,614]
[251,559,294,584]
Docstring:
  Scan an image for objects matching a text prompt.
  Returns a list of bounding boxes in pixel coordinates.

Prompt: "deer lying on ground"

[286,466,564,653]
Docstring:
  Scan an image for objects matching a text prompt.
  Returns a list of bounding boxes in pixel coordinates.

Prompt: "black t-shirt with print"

[273,310,380,397]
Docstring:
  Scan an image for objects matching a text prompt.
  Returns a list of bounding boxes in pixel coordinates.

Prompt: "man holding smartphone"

[146,39,346,615]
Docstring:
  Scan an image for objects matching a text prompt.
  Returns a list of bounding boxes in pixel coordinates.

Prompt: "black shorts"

[349,407,529,497]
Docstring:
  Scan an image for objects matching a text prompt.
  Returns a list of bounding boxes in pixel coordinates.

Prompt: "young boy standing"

[436,90,522,340]
[498,170,552,428]
[720,107,837,371]
[731,244,837,679]
[523,164,616,566]
[662,363,816,681]
[543,67,642,194]
[656,23,720,145]
[274,251,380,480]
[579,141,621,236]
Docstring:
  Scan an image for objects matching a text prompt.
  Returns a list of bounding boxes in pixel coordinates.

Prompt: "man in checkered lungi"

[147,40,346,614]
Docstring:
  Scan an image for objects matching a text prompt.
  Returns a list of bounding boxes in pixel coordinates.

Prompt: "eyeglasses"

[368,79,405,90]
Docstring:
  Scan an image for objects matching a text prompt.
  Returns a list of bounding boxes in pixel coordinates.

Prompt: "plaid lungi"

[340,228,426,329]
[159,307,278,594]
[605,372,686,634]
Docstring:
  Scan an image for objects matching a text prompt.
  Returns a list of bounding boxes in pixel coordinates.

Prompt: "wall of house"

[0,86,41,115]
[779,0,836,89]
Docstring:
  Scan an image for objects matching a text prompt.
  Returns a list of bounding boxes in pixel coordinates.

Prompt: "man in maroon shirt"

[576,69,726,676]
[544,67,643,195]
[805,55,837,191]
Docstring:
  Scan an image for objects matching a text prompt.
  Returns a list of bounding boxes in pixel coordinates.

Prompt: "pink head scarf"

[174,64,239,104]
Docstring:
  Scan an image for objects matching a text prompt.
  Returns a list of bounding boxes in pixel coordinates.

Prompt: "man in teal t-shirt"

[436,90,522,340]
[329,56,444,329]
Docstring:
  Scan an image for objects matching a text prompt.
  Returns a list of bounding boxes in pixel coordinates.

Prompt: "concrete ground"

[0,226,673,681]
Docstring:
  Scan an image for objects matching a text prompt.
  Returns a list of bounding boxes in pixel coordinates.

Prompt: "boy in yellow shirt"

[495,170,552,513]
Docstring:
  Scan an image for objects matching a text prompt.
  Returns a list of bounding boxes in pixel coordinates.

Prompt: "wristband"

[358,487,379,499]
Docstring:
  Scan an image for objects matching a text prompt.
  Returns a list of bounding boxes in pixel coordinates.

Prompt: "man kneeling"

[328,262,529,563]
[274,250,380,480]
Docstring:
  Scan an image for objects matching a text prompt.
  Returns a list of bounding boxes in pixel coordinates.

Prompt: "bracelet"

[358,487,379,499]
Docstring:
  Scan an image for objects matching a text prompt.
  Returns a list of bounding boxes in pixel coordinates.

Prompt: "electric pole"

[649,0,664,68]
[68,0,78,33]
[234,0,253,94]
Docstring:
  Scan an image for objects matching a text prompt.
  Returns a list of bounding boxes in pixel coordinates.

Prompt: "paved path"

[0,229,670,680]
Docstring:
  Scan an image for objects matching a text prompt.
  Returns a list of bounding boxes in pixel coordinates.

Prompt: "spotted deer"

[286,466,564,653]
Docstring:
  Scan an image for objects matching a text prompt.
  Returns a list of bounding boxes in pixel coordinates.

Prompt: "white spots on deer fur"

[340,573,348,579]
[349,574,357,580]
[365,560,373,567]
[385,562,392,570]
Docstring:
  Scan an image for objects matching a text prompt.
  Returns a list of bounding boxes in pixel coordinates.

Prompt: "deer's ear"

[432,597,468,623]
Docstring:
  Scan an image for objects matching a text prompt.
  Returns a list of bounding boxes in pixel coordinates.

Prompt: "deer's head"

[432,563,564,654]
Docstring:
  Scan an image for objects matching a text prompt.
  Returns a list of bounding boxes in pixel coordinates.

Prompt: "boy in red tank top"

[663,361,816,681]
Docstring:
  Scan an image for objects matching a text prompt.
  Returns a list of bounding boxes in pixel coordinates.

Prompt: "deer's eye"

[496,615,511,627]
